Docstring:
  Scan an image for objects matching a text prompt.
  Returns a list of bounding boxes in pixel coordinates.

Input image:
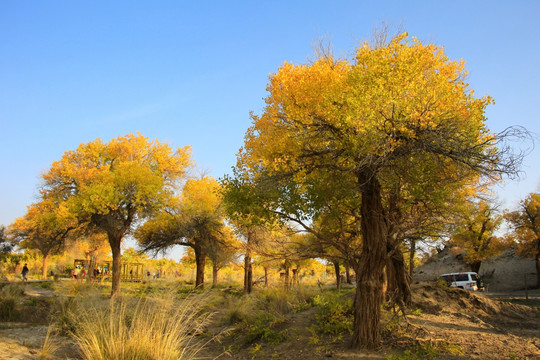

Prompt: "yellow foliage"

[239,33,495,192]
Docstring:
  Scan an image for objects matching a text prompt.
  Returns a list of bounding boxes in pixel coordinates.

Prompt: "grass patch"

[386,341,464,360]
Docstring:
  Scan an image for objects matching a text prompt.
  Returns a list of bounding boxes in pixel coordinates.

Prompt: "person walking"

[21,263,29,282]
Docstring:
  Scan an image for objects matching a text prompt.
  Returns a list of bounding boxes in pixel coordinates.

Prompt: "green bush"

[309,292,353,336]
[243,312,289,345]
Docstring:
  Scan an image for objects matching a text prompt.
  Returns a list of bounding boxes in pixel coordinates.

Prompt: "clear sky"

[1,1,539,254]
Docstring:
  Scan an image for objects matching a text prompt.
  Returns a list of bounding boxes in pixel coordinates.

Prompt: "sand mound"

[413,247,536,292]
[411,282,534,326]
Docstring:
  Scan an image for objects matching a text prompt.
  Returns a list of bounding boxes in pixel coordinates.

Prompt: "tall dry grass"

[69,292,213,360]
[39,326,60,360]
[0,283,24,321]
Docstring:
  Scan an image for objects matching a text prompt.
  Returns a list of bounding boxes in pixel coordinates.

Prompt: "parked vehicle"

[439,272,485,291]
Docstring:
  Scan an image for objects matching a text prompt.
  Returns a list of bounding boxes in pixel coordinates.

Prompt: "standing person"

[21,263,29,282]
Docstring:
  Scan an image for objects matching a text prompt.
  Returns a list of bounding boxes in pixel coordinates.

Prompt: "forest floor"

[0,280,539,360]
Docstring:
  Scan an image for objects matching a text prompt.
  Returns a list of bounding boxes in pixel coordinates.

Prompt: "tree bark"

[109,235,122,297]
[212,263,219,288]
[351,173,387,349]
[345,264,352,284]
[387,243,412,307]
[264,265,269,287]
[244,249,253,293]
[470,261,482,274]
[41,253,49,280]
[87,251,96,282]
[333,261,341,290]
[535,238,540,288]
[194,245,206,289]
[244,230,254,294]
[409,239,416,279]
[284,265,290,290]
[292,268,299,287]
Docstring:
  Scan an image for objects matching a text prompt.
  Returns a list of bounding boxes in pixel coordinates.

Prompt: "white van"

[438,272,484,291]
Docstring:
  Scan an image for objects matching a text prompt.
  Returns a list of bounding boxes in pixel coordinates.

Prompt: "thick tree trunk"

[194,245,206,289]
[41,253,49,280]
[351,173,387,349]
[212,263,219,288]
[333,261,341,290]
[109,235,122,297]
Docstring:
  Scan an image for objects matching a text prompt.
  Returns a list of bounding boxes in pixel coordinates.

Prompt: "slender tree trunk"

[194,245,206,289]
[292,268,299,287]
[244,253,253,293]
[109,235,122,297]
[333,261,341,290]
[534,238,540,289]
[470,261,482,274]
[41,253,49,280]
[212,263,219,288]
[283,264,290,290]
[409,239,416,279]
[244,232,253,294]
[387,243,412,307]
[345,264,352,284]
[88,251,96,282]
[264,265,269,287]
[352,173,387,349]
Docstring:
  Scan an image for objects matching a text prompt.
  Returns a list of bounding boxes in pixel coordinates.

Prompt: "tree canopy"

[10,198,77,278]
[41,132,191,295]
[506,192,540,286]
[137,176,229,288]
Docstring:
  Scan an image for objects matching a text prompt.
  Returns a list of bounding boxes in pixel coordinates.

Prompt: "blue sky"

[1,1,539,253]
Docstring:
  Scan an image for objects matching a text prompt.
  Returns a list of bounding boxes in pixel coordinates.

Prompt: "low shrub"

[309,292,353,336]
[243,312,289,345]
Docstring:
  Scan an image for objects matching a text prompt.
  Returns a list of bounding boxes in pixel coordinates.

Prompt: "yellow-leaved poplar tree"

[41,133,191,296]
[506,193,540,287]
[227,33,525,348]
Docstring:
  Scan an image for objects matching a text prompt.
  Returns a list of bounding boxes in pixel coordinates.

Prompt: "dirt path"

[0,323,49,360]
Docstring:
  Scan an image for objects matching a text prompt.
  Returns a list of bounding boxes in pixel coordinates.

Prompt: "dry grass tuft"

[70,292,214,360]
